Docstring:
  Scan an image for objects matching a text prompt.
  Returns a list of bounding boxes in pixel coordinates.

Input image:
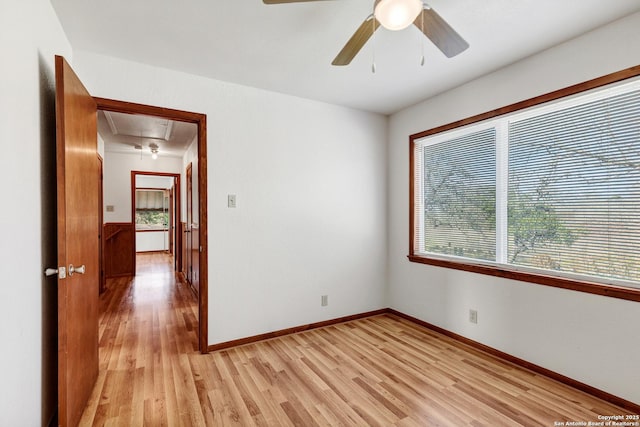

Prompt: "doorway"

[96,97,209,353]
[131,171,181,270]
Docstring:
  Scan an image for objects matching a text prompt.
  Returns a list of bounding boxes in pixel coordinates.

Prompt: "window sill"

[407,254,640,303]
[135,228,169,233]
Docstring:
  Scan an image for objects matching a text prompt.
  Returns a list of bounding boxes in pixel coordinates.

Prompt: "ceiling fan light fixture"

[374,0,423,31]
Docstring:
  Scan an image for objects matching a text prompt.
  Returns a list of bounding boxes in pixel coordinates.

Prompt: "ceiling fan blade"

[263,0,332,4]
[414,7,468,58]
[332,16,380,66]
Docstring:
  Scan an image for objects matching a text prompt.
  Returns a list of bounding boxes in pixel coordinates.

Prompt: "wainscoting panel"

[104,222,135,277]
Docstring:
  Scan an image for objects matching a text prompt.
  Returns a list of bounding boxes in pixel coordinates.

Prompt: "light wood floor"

[80,253,634,426]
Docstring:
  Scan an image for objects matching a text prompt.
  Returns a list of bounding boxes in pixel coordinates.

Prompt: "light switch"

[227,195,236,208]
[106,205,114,212]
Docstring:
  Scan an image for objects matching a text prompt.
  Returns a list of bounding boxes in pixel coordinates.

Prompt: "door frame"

[131,171,181,264]
[98,154,105,293]
[185,162,193,285]
[96,97,209,353]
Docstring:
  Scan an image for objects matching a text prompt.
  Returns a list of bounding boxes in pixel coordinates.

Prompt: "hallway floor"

[80,253,200,425]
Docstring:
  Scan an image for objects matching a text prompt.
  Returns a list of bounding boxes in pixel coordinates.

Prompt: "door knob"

[68,264,86,276]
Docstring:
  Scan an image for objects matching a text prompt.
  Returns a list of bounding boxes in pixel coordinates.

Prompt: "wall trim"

[207,309,388,352]
[207,308,640,413]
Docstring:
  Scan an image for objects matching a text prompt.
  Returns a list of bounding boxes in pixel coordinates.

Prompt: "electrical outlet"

[227,194,236,208]
[469,309,478,324]
[321,295,328,307]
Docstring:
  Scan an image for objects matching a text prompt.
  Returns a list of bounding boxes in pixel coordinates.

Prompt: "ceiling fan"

[263,0,469,66]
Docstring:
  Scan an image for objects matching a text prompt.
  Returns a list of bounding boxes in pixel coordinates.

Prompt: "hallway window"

[135,189,169,230]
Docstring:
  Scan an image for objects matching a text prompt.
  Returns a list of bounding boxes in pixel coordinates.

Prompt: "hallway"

[80,253,200,425]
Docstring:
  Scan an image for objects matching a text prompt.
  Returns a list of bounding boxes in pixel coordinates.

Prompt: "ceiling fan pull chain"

[371,12,377,73]
[420,7,425,66]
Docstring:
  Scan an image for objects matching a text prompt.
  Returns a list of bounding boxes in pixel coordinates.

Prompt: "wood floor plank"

[79,253,638,426]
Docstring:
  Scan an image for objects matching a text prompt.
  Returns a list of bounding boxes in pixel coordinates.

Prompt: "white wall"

[75,52,389,345]
[98,132,105,158]
[388,12,640,404]
[136,231,169,252]
[0,1,71,425]
[103,151,182,223]
[136,174,173,189]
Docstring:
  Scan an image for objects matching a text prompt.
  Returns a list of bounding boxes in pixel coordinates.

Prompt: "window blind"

[508,89,640,283]
[416,128,497,261]
[136,190,167,210]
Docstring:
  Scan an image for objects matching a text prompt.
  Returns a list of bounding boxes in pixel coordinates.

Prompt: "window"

[410,69,640,301]
[135,189,169,230]
[417,127,497,262]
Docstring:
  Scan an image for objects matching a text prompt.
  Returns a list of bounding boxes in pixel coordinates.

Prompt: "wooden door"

[169,186,174,256]
[191,212,200,295]
[187,161,200,295]
[185,163,193,285]
[55,55,100,427]
[98,155,105,294]
[181,222,187,277]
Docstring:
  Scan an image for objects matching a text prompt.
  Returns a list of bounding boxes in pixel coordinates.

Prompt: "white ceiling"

[98,110,197,157]
[52,0,640,115]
